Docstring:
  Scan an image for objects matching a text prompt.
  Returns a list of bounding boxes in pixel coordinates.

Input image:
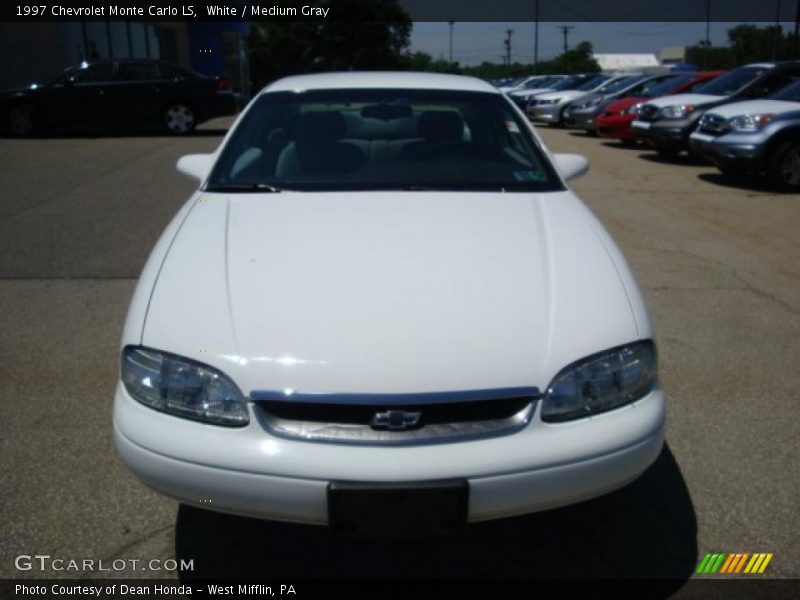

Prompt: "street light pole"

[448,20,455,64]
[533,0,539,72]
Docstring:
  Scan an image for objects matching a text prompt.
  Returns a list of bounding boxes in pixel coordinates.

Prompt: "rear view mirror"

[553,153,589,182]
[176,153,214,182]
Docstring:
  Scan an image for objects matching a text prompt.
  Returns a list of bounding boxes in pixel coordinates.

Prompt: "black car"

[2,59,237,136]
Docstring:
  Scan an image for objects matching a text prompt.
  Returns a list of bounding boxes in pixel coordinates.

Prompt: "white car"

[114,72,665,532]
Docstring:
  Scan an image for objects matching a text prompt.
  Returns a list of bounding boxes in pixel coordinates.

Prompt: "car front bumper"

[688,131,766,172]
[113,382,666,525]
[527,103,562,122]
[596,114,636,141]
[631,118,695,151]
[564,108,599,130]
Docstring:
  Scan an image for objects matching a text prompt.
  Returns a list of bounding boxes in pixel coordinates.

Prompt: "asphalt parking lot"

[1,118,797,585]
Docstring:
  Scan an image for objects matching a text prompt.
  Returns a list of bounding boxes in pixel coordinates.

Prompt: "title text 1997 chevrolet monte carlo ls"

[113,72,665,534]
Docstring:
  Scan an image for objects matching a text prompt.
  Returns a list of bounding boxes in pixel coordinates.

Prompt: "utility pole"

[558,25,574,55]
[558,25,574,72]
[773,0,781,61]
[794,0,800,58]
[704,0,711,69]
[533,0,539,73]
[448,21,455,64]
[504,29,514,71]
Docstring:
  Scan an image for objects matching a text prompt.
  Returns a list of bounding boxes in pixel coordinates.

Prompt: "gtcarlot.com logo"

[696,552,773,575]
[14,554,194,573]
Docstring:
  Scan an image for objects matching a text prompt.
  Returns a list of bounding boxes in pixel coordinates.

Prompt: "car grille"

[697,113,731,136]
[637,104,660,121]
[251,388,538,445]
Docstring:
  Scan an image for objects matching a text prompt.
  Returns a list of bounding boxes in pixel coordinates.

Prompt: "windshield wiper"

[204,183,282,193]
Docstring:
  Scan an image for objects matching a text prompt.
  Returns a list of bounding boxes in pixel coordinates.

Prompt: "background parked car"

[510,73,599,109]
[631,61,800,156]
[689,79,800,191]
[596,71,724,144]
[1,59,237,136]
[526,74,620,127]
[506,75,570,107]
[563,73,681,134]
[498,75,558,94]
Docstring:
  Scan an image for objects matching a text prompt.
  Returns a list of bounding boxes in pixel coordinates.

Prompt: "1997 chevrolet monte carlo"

[113,72,665,533]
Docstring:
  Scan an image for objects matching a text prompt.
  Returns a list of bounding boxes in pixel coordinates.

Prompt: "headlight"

[727,113,774,131]
[658,104,696,119]
[541,341,657,423]
[121,346,249,426]
[537,98,562,105]
[621,102,643,116]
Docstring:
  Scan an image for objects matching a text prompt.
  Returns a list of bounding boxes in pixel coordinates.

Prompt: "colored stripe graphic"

[711,553,726,573]
[719,554,736,574]
[696,553,712,574]
[700,552,773,574]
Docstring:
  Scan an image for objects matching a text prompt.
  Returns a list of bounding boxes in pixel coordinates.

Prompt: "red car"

[596,71,724,143]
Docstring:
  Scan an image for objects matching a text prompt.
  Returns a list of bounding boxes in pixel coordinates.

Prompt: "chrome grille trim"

[698,113,730,136]
[251,388,539,446]
[638,104,660,121]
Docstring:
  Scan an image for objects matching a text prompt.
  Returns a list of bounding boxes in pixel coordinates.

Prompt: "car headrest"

[298,111,347,142]
[418,111,464,143]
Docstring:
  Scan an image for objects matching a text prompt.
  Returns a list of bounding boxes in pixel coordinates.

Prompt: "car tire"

[8,103,40,137]
[163,102,196,134]
[767,140,800,192]
[656,147,679,159]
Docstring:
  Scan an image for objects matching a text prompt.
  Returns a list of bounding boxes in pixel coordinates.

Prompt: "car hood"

[509,87,554,97]
[141,191,644,396]
[702,98,800,118]
[0,84,41,96]
[644,92,724,108]
[602,97,644,114]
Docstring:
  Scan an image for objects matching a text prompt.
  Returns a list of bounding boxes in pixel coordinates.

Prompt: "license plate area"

[328,480,468,535]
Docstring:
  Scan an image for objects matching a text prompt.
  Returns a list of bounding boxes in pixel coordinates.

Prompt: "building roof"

[593,54,661,71]
[263,72,499,94]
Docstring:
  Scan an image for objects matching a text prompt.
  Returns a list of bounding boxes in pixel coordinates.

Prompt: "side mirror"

[553,153,589,182]
[176,153,214,182]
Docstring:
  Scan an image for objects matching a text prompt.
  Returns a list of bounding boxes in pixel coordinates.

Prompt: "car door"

[111,62,167,127]
[43,63,116,130]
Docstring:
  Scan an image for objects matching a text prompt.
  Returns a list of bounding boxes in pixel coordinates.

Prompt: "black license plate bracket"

[328,479,469,535]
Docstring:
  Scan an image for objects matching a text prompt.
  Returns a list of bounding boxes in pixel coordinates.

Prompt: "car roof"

[262,72,500,95]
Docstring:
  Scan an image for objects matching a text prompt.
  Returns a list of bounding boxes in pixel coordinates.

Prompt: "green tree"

[541,41,601,74]
[400,51,462,73]
[685,24,798,69]
[249,0,411,90]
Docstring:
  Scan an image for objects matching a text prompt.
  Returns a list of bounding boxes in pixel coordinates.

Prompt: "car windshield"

[600,75,647,95]
[770,79,800,101]
[208,88,564,192]
[523,77,555,89]
[641,74,695,97]
[549,76,587,91]
[693,66,768,96]
[575,75,610,91]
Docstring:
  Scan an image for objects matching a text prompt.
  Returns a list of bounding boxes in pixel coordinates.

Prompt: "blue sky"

[410,22,797,65]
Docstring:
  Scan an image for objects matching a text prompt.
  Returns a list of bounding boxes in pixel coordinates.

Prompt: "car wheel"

[163,103,196,134]
[767,140,800,192]
[8,103,39,137]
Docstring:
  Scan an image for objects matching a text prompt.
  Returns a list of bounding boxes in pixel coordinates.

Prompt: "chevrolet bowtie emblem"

[370,409,422,431]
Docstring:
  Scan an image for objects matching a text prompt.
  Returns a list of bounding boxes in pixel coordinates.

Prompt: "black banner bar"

[1,0,799,23]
